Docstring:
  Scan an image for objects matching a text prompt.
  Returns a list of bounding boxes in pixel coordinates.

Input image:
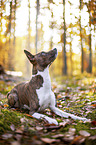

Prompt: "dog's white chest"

[35,67,52,111]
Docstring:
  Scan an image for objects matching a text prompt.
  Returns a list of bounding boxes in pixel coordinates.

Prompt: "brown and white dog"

[7,48,89,125]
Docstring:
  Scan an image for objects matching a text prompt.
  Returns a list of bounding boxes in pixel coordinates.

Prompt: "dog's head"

[24,48,57,73]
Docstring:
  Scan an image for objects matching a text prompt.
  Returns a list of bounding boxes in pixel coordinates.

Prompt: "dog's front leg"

[32,112,58,125]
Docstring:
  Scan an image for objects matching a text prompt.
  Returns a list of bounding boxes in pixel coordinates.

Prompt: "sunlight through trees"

[0,0,96,77]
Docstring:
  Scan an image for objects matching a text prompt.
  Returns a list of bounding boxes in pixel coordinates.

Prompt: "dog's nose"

[53,48,57,53]
[54,48,57,51]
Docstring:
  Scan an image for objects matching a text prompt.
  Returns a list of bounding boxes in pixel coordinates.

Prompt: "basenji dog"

[7,48,89,125]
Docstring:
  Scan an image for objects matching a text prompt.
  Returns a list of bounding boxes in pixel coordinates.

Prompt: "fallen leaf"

[10,124,15,131]
[52,134,64,138]
[91,104,96,107]
[41,138,59,143]
[69,128,76,135]
[69,128,76,133]
[90,127,96,130]
[44,123,57,127]
[36,126,43,131]
[11,141,21,145]
[71,136,85,145]
[89,135,96,140]
[14,134,22,141]
[63,136,74,142]
[91,120,96,126]
[59,119,70,127]
[25,114,33,118]
[2,133,13,139]
[20,117,28,123]
[44,125,60,131]
[57,94,62,99]
[0,101,3,107]
[4,104,9,108]
[15,128,23,134]
[79,130,90,137]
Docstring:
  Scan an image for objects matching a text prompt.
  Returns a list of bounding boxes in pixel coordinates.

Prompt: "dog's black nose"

[53,48,57,52]
[54,48,57,51]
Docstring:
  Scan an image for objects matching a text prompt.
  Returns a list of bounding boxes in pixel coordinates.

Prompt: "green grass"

[0,75,96,139]
[0,109,21,134]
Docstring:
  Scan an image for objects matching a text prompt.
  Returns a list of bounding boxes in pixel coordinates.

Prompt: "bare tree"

[35,0,39,53]
[88,0,93,73]
[62,0,67,75]
[79,0,84,73]
[13,0,17,46]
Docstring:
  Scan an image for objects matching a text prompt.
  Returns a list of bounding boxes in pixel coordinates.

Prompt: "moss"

[57,121,96,136]
[87,110,96,120]
[0,109,21,134]
[74,122,96,135]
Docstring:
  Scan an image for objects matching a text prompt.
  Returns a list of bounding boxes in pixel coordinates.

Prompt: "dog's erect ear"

[24,50,36,64]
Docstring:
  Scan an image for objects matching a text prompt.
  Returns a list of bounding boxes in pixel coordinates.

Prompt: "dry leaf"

[44,125,60,131]
[69,128,76,135]
[91,104,96,107]
[15,128,23,134]
[20,117,28,123]
[89,135,96,140]
[57,94,62,99]
[90,127,96,130]
[79,130,90,137]
[91,120,96,126]
[2,133,13,139]
[36,126,43,131]
[71,136,85,144]
[4,104,9,108]
[11,141,21,145]
[25,114,33,118]
[41,138,59,143]
[14,134,22,141]
[10,124,15,131]
[59,119,70,127]
[63,136,74,142]
[69,128,76,133]
[52,134,64,138]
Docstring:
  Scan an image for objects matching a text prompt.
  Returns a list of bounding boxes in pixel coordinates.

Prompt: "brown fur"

[7,75,43,114]
[24,49,57,74]
[7,48,57,115]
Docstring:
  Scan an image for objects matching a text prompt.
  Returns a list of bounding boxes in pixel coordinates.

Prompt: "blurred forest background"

[0,0,96,78]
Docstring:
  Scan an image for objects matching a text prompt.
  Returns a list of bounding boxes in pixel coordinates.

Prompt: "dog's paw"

[76,116,91,122]
[45,116,58,125]
[81,118,91,122]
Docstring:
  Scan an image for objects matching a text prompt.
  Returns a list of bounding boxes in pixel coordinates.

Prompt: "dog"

[7,48,89,125]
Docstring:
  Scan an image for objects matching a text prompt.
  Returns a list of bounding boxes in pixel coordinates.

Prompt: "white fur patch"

[32,66,89,122]
[35,67,53,111]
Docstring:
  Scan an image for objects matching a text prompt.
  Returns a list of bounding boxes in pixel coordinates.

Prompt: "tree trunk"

[35,0,39,53]
[80,0,84,73]
[26,0,31,77]
[70,25,73,76]
[88,5,92,73]
[13,0,16,46]
[27,0,31,51]
[8,1,13,70]
[89,34,92,73]
[62,0,67,75]
[50,11,53,50]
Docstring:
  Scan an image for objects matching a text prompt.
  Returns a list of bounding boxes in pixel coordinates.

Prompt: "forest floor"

[0,73,96,145]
